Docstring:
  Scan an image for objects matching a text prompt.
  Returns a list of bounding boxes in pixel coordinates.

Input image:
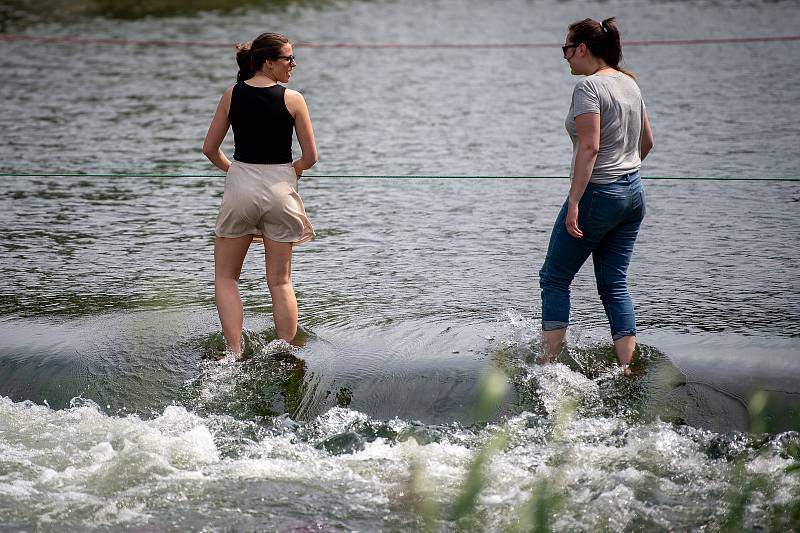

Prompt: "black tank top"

[229,83,294,164]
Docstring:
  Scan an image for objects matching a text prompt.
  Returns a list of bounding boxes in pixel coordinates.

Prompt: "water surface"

[1,0,799,530]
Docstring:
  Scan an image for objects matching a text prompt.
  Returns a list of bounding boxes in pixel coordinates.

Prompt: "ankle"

[225,339,242,354]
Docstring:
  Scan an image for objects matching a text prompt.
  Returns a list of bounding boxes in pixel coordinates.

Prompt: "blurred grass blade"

[473,366,510,423]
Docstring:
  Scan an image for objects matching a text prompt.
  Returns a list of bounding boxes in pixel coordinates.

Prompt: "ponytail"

[600,17,635,79]
[235,41,254,83]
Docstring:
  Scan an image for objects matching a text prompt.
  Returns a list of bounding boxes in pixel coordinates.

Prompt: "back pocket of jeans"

[588,189,626,225]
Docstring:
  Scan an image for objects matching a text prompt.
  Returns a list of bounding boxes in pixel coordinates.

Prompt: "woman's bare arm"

[202,87,233,172]
[285,89,317,177]
[640,109,654,160]
[565,112,601,238]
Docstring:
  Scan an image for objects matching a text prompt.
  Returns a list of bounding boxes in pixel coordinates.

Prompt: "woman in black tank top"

[202,32,318,359]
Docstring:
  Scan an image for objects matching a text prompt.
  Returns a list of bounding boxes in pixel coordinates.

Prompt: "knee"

[539,269,570,293]
[267,272,292,291]
[595,278,607,298]
[597,278,628,296]
[215,262,243,283]
[215,273,240,284]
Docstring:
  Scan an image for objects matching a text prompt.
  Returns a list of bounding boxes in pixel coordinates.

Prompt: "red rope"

[1,34,799,49]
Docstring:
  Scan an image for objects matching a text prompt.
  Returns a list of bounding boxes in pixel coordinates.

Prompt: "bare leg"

[215,235,253,355]
[264,239,297,342]
[541,327,567,363]
[614,335,636,375]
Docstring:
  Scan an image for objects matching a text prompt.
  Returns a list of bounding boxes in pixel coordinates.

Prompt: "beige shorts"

[215,161,314,244]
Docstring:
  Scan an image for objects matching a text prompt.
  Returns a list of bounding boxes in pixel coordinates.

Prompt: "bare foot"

[219,349,242,364]
[622,363,645,378]
[537,353,557,365]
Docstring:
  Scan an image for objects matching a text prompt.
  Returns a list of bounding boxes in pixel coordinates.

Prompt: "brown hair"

[235,32,290,83]
[568,17,635,79]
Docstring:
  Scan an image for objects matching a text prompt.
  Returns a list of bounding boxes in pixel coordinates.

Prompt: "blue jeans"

[539,171,645,340]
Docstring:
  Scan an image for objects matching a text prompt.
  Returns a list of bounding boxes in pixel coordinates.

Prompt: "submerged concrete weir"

[641,333,800,434]
[1,313,797,434]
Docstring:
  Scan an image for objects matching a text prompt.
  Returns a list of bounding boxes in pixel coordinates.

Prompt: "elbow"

[304,151,318,168]
[643,133,655,151]
[642,139,654,157]
[202,138,221,159]
[581,144,600,157]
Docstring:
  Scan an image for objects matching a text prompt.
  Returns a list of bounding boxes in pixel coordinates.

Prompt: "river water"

[1,0,799,530]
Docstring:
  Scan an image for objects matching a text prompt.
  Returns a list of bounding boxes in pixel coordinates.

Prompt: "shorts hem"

[292,232,315,245]
[215,231,260,239]
[260,234,314,245]
[215,230,315,245]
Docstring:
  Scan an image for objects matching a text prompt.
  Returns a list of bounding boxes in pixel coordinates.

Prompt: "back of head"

[568,17,635,79]
[235,32,290,83]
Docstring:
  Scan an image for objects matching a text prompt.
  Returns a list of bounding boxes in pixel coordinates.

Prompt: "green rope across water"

[0,172,798,181]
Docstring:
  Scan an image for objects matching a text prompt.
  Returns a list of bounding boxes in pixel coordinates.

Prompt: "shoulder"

[607,75,642,103]
[217,85,236,113]
[284,87,305,103]
[621,75,642,94]
[573,76,599,94]
[572,77,600,101]
[222,85,236,102]
[283,87,308,114]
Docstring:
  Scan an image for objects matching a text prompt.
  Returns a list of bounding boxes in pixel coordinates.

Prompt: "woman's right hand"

[565,201,584,239]
[292,160,303,179]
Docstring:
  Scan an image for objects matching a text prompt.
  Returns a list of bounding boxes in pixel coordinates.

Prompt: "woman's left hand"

[565,202,583,239]
[292,161,303,179]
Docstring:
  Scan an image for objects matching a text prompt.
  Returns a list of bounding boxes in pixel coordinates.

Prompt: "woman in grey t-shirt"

[538,17,655,375]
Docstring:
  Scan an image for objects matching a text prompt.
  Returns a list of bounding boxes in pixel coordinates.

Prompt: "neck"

[590,61,611,75]
[252,71,277,84]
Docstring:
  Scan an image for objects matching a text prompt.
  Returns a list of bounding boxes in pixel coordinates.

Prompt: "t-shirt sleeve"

[572,80,600,118]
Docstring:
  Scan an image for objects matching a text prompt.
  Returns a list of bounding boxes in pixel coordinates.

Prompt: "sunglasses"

[561,43,580,57]
[275,55,296,64]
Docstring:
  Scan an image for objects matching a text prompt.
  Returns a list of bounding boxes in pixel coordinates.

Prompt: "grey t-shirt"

[565,73,644,184]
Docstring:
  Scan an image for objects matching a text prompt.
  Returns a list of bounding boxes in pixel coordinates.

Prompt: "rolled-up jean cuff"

[542,320,569,332]
[612,329,636,341]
